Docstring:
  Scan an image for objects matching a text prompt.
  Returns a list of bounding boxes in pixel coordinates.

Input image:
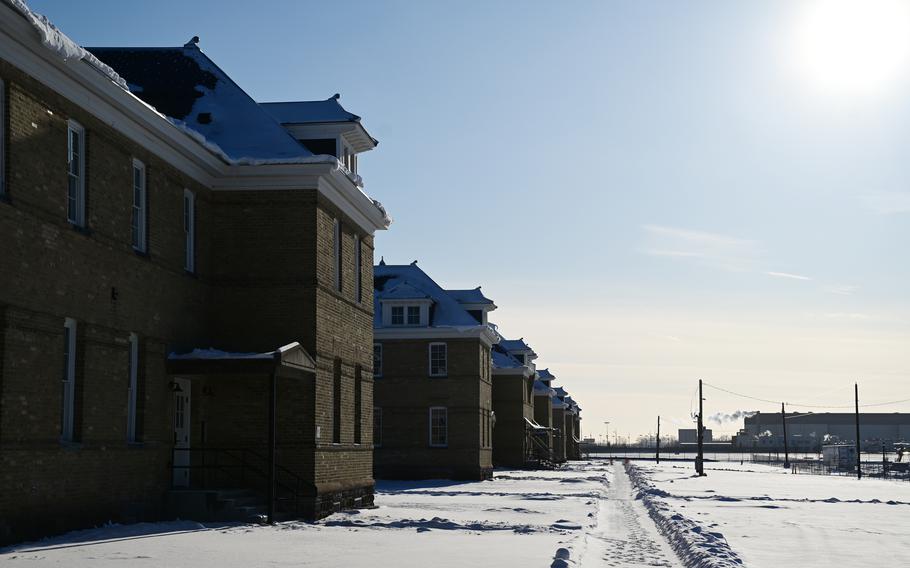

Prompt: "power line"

[702,381,910,410]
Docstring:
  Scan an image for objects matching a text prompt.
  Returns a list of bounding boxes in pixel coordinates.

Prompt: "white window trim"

[429,406,448,447]
[428,342,447,377]
[0,78,6,196]
[61,318,77,442]
[373,406,382,448]
[373,343,382,378]
[66,120,86,227]
[131,159,147,252]
[183,189,195,273]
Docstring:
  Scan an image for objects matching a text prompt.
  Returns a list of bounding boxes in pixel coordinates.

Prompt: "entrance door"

[172,378,191,487]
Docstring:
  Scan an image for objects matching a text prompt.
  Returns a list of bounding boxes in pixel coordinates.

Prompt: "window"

[333,357,342,444]
[131,159,147,252]
[127,332,139,442]
[391,306,404,325]
[66,120,86,226]
[333,218,342,292]
[354,235,362,303]
[0,78,6,196]
[406,306,420,325]
[429,342,447,377]
[513,354,524,365]
[429,407,448,447]
[373,343,382,378]
[373,407,382,447]
[61,318,77,442]
[354,365,363,444]
[183,189,195,272]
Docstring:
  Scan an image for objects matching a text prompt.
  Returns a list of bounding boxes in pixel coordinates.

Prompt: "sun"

[792,0,910,97]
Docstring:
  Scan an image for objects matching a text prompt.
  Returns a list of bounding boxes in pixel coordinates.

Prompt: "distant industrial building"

[678,428,713,444]
[732,412,910,450]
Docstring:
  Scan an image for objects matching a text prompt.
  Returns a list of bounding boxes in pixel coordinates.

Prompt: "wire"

[702,381,910,410]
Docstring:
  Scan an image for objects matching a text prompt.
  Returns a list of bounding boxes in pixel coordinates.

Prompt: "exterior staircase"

[166,488,267,523]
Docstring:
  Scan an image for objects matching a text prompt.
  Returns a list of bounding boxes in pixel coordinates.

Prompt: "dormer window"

[513,354,525,365]
[390,304,424,326]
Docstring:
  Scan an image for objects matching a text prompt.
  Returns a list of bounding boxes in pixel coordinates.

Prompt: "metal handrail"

[171,446,311,515]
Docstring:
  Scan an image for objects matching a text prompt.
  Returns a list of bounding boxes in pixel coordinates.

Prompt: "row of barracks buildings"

[0,1,582,544]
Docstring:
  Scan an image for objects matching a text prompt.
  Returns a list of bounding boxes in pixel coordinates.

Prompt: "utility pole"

[781,402,790,469]
[855,382,862,480]
[656,416,661,464]
[696,379,706,476]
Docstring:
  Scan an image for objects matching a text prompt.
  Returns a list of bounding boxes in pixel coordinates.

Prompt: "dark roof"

[261,96,361,124]
[445,288,494,305]
[374,264,482,329]
[88,45,312,161]
[492,343,524,370]
[537,368,555,381]
[499,338,533,353]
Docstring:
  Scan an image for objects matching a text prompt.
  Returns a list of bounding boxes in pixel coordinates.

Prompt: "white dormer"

[260,95,377,176]
[380,299,433,327]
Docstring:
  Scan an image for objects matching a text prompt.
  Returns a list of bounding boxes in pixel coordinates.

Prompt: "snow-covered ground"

[631,460,910,568]
[0,461,680,568]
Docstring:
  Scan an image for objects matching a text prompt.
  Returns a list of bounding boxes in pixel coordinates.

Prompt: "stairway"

[166,488,268,523]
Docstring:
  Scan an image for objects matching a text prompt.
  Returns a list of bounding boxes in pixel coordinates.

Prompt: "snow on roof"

[261,96,361,124]
[492,343,524,370]
[88,45,320,161]
[374,264,486,329]
[533,379,554,396]
[6,0,129,90]
[168,348,274,361]
[499,338,534,353]
[537,368,555,381]
[382,282,431,300]
[445,288,494,305]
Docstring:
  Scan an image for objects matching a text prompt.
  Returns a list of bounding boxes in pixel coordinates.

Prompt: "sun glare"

[793,0,910,97]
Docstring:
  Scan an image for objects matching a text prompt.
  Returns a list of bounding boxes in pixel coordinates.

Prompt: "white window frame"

[131,159,147,252]
[353,234,362,303]
[61,318,77,442]
[66,120,86,227]
[0,78,6,197]
[373,343,382,378]
[127,332,139,443]
[429,342,447,377]
[429,406,448,447]
[406,306,420,325]
[333,218,342,292]
[373,406,382,448]
[391,305,404,326]
[183,189,195,273]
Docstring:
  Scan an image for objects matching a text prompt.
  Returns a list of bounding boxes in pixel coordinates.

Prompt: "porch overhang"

[167,342,316,379]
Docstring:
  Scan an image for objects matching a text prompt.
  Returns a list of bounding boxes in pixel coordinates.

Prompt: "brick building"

[0,2,389,544]
[532,368,557,462]
[372,262,498,480]
[490,338,538,467]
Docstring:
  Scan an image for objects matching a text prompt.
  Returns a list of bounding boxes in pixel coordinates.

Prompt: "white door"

[172,378,191,487]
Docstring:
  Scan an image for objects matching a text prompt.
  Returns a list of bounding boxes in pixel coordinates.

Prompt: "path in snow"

[576,464,681,568]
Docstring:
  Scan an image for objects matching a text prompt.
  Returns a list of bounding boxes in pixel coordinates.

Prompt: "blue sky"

[29,0,910,440]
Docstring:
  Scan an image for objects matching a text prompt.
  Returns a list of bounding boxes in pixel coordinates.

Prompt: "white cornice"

[492,367,533,378]
[375,326,499,347]
[0,5,390,235]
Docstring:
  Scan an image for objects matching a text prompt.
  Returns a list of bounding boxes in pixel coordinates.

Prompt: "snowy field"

[0,461,681,568]
[630,460,910,568]
[7,460,904,567]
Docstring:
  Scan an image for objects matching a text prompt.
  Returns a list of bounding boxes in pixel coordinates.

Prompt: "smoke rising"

[708,410,757,424]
